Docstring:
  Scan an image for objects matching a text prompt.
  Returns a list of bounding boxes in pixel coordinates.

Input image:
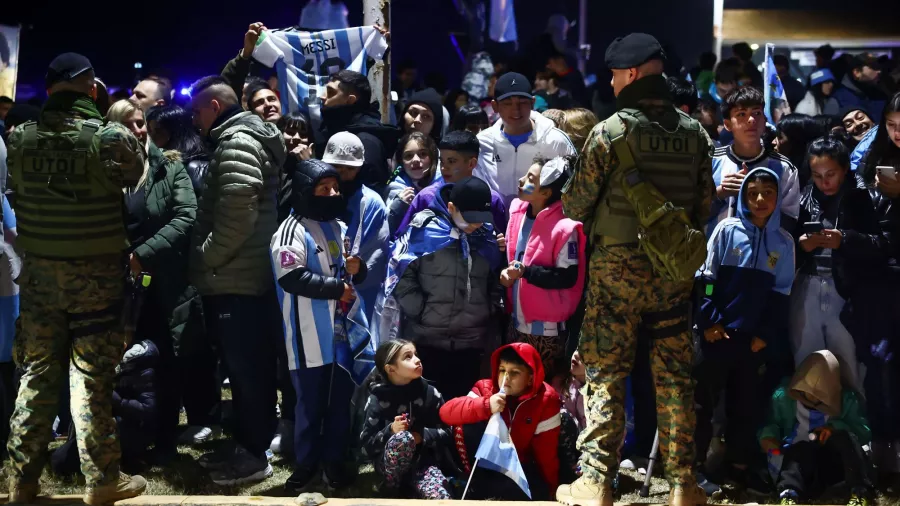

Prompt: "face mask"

[452,211,471,231]
[302,195,346,222]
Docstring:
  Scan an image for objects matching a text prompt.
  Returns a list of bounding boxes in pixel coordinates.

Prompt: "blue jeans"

[790,276,861,391]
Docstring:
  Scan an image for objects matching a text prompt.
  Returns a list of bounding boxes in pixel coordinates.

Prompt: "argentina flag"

[763,43,790,124]
[252,26,388,122]
[463,411,531,499]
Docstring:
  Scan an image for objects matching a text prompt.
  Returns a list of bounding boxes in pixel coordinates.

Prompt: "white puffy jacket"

[475,111,576,206]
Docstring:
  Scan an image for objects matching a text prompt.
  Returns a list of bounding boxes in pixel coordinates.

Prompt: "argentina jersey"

[708,145,799,237]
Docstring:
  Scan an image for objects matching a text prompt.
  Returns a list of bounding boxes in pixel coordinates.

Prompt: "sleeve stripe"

[534,413,561,435]
[467,391,481,399]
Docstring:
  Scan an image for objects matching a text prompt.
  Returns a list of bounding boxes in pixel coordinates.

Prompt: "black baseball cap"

[46,53,94,89]
[444,177,494,224]
[605,33,666,70]
[494,72,533,102]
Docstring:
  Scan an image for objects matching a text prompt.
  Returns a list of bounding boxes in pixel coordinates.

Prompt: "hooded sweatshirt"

[190,110,287,297]
[439,342,562,490]
[758,350,870,446]
[697,167,795,345]
[404,88,445,142]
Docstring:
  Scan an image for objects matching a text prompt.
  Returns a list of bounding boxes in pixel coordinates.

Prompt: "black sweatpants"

[694,332,765,468]
[777,430,872,498]
[204,293,280,459]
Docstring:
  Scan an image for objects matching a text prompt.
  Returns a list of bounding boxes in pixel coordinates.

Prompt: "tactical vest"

[8,119,128,258]
[592,108,704,245]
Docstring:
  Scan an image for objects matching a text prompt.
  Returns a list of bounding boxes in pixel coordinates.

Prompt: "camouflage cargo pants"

[7,256,124,486]
[577,246,696,489]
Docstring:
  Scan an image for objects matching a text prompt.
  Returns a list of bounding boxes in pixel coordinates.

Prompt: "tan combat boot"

[83,472,148,505]
[669,484,708,506]
[556,476,614,506]
[8,477,39,505]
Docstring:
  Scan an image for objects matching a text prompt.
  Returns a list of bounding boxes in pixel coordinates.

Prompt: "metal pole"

[712,0,724,61]
[363,0,392,123]
[578,0,588,75]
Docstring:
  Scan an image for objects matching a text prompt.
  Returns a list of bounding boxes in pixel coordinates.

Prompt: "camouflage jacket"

[7,105,146,189]
[562,104,715,238]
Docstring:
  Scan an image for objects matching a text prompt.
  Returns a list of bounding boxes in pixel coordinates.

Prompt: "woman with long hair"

[795,69,839,117]
[385,131,439,236]
[773,114,824,187]
[108,100,214,461]
[850,92,900,478]
[557,108,599,154]
[146,105,209,195]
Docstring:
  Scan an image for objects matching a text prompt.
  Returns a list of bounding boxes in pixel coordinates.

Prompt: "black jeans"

[777,430,872,498]
[694,333,765,468]
[416,346,483,400]
[0,361,17,450]
[204,293,280,459]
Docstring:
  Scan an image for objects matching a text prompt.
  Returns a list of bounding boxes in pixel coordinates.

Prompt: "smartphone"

[804,221,824,234]
[877,166,897,181]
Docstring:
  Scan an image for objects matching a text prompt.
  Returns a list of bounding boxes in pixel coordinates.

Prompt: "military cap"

[605,33,666,70]
[46,52,94,88]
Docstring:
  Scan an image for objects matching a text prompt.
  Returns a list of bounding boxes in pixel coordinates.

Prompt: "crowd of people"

[1,18,900,506]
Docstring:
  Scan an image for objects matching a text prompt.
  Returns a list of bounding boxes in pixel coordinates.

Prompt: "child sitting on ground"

[501,156,585,383]
[360,339,455,499]
[759,350,873,506]
[440,343,561,500]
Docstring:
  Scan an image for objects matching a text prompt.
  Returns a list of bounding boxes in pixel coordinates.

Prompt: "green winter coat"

[131,145,205,356]
[758,382,871,446]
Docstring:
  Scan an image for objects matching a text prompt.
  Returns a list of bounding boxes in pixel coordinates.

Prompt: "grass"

[4,386,900,504]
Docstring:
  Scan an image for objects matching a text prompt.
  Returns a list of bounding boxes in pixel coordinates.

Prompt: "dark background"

[0,0,894,99]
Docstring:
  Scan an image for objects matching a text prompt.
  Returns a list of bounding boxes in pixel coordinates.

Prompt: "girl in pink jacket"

[500,156,586,382]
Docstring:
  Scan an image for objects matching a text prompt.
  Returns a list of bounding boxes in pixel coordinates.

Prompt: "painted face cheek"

[521,182,535,195]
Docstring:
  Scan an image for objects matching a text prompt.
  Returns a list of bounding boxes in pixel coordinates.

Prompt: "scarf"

[42,91,103,120]
[615,74,672,111]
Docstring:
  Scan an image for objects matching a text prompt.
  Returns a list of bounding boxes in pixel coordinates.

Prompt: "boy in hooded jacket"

[694,167,795,491]
[440,342,562,500]
[759,350,872,506]
[269,159,373,492]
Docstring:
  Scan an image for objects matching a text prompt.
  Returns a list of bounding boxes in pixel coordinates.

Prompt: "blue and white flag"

[472,412,531,498]
[763,43,789,124]
[252,26,388,121]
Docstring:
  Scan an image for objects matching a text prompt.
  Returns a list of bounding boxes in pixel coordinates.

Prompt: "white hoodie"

[475,111,576,206]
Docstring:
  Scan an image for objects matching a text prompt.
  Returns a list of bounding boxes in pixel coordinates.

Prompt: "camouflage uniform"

[563,105,714,490]
[5,102,144,487]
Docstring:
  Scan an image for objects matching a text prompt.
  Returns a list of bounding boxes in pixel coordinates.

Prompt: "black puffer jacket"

[840,175,900,353]
[113,340,159,428]
[795,181,890,300]
[359,378,454,477]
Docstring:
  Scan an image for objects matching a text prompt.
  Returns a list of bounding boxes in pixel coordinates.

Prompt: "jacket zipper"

[509,395,534,422]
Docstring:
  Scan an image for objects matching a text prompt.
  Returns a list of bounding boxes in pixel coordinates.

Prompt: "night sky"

[1,0,894,99]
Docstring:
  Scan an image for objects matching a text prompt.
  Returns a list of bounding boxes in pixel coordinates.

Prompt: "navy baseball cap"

[46,53,94,88]
[494,72,533,102]
[445,177,494,224]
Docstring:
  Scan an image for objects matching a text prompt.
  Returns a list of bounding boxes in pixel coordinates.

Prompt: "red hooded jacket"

[439,343,562,490]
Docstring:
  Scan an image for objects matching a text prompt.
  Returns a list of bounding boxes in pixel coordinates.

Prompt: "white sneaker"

[270,419,295,454]
[178,425,222,445]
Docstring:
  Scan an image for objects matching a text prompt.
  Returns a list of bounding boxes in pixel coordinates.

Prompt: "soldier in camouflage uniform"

[4,53,148,505]
[556,34,714,506]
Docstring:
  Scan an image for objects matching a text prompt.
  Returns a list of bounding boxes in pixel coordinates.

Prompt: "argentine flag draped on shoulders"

[271,215,375,385]
[371,193,500,347]
[252,26,388,122]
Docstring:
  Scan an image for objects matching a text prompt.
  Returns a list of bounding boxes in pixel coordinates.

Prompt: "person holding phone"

[791,135,889,394]
[852,92,900,477]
